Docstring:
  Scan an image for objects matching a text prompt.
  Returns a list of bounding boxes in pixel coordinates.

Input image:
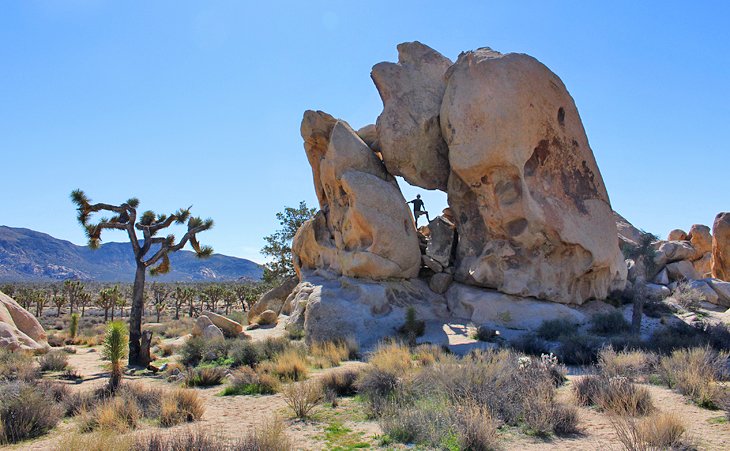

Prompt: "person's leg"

[425,211,430,223]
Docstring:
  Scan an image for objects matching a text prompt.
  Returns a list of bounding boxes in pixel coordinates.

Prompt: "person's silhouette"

[407,194,430,226]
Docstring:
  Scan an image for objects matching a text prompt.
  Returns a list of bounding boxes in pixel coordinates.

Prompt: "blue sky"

[1,1,728,263]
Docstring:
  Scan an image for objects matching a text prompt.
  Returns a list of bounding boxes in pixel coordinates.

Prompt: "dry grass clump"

[611,411,689,451]
[282,380,323,419]
[182,366,227,387]
[0,380,64,444]
[79,396,140,432]
[320,367,361,397]
[308,340,350,368]
[573,374,654,416]
[159,389,206,426]
[658,346,728,408]
[369,341,413,374]
[235,417,293,451]
[267,349,308,381]
[599,347,656,381]
[222,366,280,396]
[55,430,134,451]
[412,343,451,366]
[38,350,69,372]
[672,281,705,312]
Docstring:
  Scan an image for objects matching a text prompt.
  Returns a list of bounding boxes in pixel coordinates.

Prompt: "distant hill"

[0,226,263,282]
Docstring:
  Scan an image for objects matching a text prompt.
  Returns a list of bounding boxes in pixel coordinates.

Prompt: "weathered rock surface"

[192,315,214,337]
[287,271,448,348]
[445,283,587,330]
[294,112,422,280]
[615,212,645,248]
[643,283,671,301]
[712,212,730,281]
[425,216,457,267]
[251,276,298,317]
[693,252,713,278]
[668,229,688,241]
[654,241,698,268]
[371,41,452,190]
[257,309,279,326]
[686,280,719,305]
[688,224,712,257]
[706,279,730,307]
[202,324,224,341]
[441,48,626,304]
[653,268,669,286]
[0,291,48,351]
[201,310,244,338]
[429,272,453,294]
[666,260,699,281]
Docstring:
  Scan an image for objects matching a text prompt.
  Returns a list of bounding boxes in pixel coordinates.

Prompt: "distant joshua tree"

[71,189,213,366]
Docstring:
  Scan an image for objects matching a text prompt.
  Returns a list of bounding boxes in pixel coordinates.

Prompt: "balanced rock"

[0,290,48,351]
[371,41,452,190]
[687,224,712,256]
[202,324,224,341]
[706,279,730,307]
[192,315,214,337]
[440,48,626,304]
[251,276,298,317]
[654,241,698,268]
[257,309,278,326]
[293,112,421,280]
[711,212,730,281]
[668,229,688,241]
[201,310,243,337]
[666,260,699,282]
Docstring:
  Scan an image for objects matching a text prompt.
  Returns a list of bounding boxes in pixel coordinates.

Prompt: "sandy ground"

[8,322,730,451]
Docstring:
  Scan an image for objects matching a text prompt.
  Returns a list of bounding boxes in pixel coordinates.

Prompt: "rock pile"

[278,42,634,346]
[0,290,49,351]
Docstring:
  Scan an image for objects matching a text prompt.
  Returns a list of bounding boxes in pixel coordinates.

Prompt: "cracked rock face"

[293,111,422,280]
[440,48,626,304]
[712,212,730,281]
[371,41,452,190]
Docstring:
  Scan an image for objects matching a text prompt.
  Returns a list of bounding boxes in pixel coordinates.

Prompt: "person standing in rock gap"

[408,194,430,226]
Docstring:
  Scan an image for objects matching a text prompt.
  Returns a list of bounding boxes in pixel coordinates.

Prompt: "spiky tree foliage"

[103,321,128,392]
[232,282,270,312]
[52,295,66,317]
[69,313,79,339]
[202,285,225,312]
[78,291,92,317]
[71,189,213,365]
[261,201,316,284]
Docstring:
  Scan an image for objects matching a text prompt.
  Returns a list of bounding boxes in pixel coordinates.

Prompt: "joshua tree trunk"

[129,263,146,366]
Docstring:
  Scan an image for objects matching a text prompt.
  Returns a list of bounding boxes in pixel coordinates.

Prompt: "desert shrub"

[228,339,263,368]
[599,347,656,381]
[398,307,425,346]
[309,340,350,368]
[589,311,630,335]
[259,336,297,360]
[703,322,730,351]
[282,380,323,419]
[537,318,580,341]
[557,334,599,365]
[222,366,279,396]
[158,317,194,339]
[672,281,705,312]
[135,428,226,451]
[103,321,127,392]
[235,417,293,451]
[649,322,709,354]
[269,349,308,381]
[0,348,38,381]
[320,367,361,397]
[658,346,728,408]
[611,412,688,451]
[118,383,163,418]
[0,380,63,443]
[179,336,230,367]
[159,389,205,426]
[56,430,134,451]
[183,366,227,387]
[510,333,551,356]
[369,342,413,374]
[573,374,654,416]
[412,343,451,366]
[39,350,69,372]
[80,396,140,432]
[157,343,178,357]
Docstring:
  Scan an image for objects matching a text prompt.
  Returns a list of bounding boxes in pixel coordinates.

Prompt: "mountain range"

[0,226,263,282]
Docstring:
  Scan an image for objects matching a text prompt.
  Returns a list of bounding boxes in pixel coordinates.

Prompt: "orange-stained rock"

[712,212,730,281]
[687,224,712,257]
[668,229,688,241]
[440,48,626,304]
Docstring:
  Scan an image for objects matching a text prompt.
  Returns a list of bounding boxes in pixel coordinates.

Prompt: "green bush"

[221,367,279,396]
[180,336,230,367]
[228,339,264,368]
[537,318,579,341]
[0,381,63,443]
[589,311,630,336]
[182,366,227,387]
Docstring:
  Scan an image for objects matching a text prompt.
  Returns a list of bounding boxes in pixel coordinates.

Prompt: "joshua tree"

[78,291,92,317]
[63,280,85,315]
[151,282,171,322]
[103,320,128,392]
[52,295,66,317]
[172,285,195,320]
[97,286,121,322]
[202,285,225,312]
[71,190,213,365]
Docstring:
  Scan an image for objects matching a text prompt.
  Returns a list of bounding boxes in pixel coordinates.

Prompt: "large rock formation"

[440,48,626,304]
[712,212,730,281]
[0,290,48,351]
[371,41,453,190]
[293,111,422,280]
